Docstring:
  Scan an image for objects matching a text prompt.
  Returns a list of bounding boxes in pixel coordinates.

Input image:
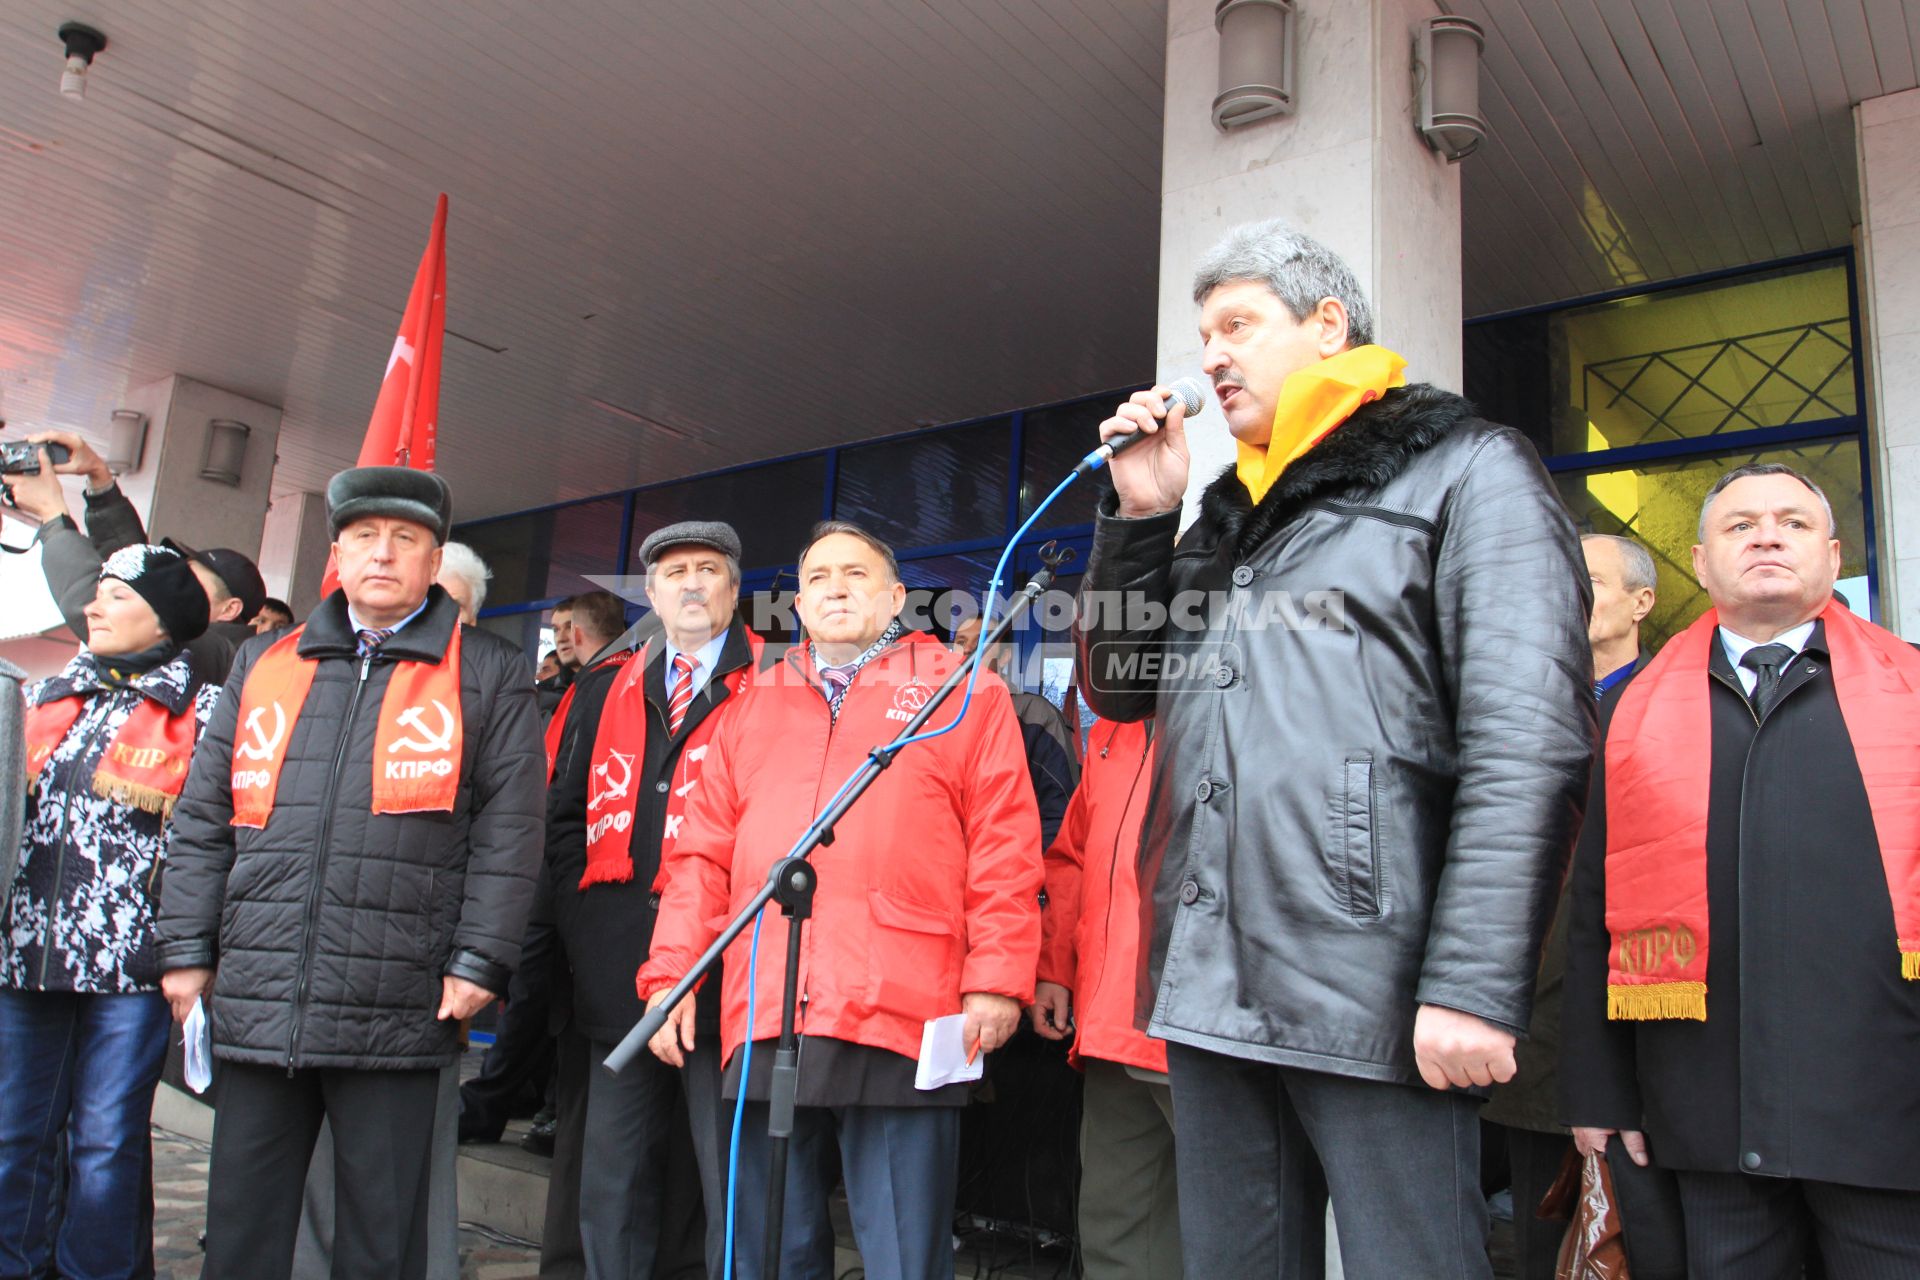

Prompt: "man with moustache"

[1562,464,1920,1275]
[641,520,1042,1280]
[551,526,759,1280]
[1076,219,1592,1277]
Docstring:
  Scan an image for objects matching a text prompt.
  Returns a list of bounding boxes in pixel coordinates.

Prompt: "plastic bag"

[1554,1149,1631,1280]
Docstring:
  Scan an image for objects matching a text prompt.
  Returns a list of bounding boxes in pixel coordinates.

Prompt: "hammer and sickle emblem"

[896,684,929,713]
[235,704,288,762]
[387,699,456,754]
[591,749,635,810]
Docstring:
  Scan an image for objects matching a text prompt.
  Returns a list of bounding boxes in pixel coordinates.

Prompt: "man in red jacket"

[1031,718,1182,1279]
[641,520,1043,1280]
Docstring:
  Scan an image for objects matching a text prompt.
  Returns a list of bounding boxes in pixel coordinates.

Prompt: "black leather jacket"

[1076,385,1595,1086]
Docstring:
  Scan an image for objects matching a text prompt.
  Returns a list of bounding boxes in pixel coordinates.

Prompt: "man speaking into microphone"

[1075,220,1594,1278]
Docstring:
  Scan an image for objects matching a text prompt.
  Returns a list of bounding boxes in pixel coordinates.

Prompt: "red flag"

[359,193,448,469]
[320,194,448,598]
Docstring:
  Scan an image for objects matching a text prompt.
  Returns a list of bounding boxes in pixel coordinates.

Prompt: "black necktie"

[1740,642,1795,718]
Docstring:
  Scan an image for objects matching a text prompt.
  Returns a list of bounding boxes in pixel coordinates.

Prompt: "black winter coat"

[1076,385,1595,1086]
[1560,624,1920,1190]
[548,624,756,1044]
[156,587,547,1070]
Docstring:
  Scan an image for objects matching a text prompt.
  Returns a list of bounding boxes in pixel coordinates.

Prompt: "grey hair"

[1581,534,1658,594]
[438,541,493,615]
[1192,219,1376,347]
[1696,463,1836,543]
[799,520,900,584]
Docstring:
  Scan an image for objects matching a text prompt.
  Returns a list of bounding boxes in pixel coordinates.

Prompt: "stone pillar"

[134,375,283,559]
[1159,0,1462,519]
[1856,88,1920,637]
[256,489,334,619]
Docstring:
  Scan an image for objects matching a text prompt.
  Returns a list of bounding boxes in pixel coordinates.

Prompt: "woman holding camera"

[0,544,221,1280]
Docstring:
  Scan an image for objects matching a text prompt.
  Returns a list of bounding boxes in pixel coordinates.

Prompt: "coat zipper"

[286,655,375,1074]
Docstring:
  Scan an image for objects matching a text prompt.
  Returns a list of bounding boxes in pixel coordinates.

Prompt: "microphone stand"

[602,540,1078,1277]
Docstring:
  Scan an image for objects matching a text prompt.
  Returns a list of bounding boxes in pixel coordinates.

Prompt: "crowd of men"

[4,217,1916,1280]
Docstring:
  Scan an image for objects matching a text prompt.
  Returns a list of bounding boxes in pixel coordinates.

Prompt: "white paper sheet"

[183,997,213,1094]
[914,1012,984,1091]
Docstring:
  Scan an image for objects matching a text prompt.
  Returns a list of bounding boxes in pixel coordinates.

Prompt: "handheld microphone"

[1076,377,1207,475]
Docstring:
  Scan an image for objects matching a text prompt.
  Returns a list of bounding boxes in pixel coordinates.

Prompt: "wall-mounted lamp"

[1415,15,1487,161]
[1213,0,1296,131]
[200,419,251,486]
[104,409,146,475]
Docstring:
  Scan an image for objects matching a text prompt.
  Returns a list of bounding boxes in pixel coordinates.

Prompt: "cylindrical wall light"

[1213,0,1296,131]
[1415,15,1488,161]
[200,418,251,486]
[104,409,146,475]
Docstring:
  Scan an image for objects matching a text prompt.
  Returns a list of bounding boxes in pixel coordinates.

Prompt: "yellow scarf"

[1236,345,1408,504]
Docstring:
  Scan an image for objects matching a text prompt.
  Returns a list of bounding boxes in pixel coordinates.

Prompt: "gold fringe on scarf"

[1607,982,1707,1022]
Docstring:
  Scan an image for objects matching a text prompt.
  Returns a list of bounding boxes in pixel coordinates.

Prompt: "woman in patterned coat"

[0,544,219,1280]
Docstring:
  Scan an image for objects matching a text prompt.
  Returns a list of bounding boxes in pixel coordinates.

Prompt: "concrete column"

[1856,88,1920,638]
[256,489,334,619]
[1159,0,1461,520]
[136,375,283,559]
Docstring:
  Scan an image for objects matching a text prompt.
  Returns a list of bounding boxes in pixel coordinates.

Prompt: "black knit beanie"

[97,544,211,644]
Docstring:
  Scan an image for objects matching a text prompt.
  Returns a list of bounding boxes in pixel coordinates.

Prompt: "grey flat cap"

[327,466,454,543]
[638,520,742,567]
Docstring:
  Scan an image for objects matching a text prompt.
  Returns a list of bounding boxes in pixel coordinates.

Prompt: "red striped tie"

[667,654,698,736]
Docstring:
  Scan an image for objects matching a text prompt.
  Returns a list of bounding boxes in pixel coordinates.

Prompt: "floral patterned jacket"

[2,648,220,994]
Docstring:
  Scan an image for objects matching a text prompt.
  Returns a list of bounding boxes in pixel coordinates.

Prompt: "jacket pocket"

[1338,756,1382,918]
[865,888,963,1018]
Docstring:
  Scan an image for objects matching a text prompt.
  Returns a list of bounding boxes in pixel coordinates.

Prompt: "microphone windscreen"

[1166,377,1206,417]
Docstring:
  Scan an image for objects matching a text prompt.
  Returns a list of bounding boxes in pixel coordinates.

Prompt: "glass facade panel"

[630,454,830,571]
[1554,437,1869,651]
[835,419,1012,548]
[1020,396,1129,529]
[1547,260,1855,455]
[454,497,624,608]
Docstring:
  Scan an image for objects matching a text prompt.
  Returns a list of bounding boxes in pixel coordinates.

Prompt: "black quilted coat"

[157,587,545,1070]
[1076,384,1596,1087]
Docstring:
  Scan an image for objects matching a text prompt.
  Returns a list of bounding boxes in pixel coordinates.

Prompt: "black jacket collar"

[1191,383,1479,559]
[643,621,754,707]
[297,585,461,662]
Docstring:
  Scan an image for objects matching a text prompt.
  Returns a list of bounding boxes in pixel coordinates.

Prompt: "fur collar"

[1196,382,1479,558]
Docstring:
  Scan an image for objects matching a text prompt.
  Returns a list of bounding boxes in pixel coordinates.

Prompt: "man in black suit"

[1562,463,1920,1277]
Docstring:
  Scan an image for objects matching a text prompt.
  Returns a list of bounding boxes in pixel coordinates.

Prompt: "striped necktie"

[819,664,855,718]
[667,654,699,736]
[356,627,395,658]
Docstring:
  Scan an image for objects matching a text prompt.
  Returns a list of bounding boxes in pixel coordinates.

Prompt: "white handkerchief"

[183,997,213,1094]
[914,1013,984,1091]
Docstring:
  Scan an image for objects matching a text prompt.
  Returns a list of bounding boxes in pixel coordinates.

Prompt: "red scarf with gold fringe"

[1604,599,1920,1020]
[25,692,200,818]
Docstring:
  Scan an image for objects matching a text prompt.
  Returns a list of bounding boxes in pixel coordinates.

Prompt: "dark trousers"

[1502,1126,1686,1280]
[1675,1170,1920,1279]
[580,1040,681,1280]
[729,1102,961,1280]
[681,1039,734,1280]
[541,1025,589,1280]
[458,918,558,1142]
[1166,1042,1475,1280]
[0,990,169,1280]
[202,1062,439,1280]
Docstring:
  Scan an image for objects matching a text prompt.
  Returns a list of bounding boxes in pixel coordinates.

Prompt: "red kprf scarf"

[545,651,631,782]
[1604,599,1920,1020]
[579,633,760,890]
[25,691,200,817]
[230,623,465,827]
